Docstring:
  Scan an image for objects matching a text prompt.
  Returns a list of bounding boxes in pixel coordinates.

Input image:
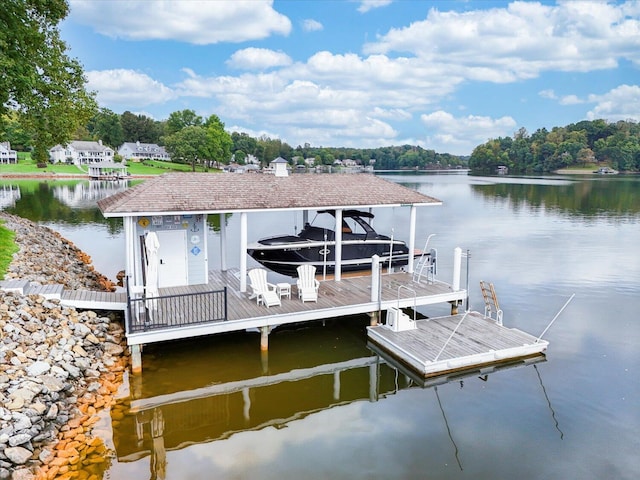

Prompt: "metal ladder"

[480,280,503,325]
[413,234,437,284]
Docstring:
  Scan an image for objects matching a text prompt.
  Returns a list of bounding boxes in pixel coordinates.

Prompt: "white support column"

[242,387,251,421]
[371,255,380,302]
[240,212,248,292]
[334,209,343,281]
[125,217,139,288]
[333,371,341,401]
[369,362,378,402]
[219,213,227,271]
[408,205,417,274]
[453,247,462,291]
[130,345,142,374]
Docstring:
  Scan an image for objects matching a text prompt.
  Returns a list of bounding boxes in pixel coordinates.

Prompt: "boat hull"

[248,239,416,277]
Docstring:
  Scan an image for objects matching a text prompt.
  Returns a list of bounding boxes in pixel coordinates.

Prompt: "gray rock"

[26,361,50,377]
[3,446,32,465]
[60,362,80,378]
[8,433,32,447]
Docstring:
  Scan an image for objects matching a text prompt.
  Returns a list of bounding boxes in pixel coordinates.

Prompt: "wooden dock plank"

[367,311,548,378]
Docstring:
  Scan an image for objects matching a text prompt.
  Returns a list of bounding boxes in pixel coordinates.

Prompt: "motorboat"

[247,210,422,277]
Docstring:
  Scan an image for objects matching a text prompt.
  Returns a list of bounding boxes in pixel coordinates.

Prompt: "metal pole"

[536,294,575,342]
[465,249,470,312]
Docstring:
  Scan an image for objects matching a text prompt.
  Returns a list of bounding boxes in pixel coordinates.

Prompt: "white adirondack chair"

[248,268,281,307]
[296,264,320,302]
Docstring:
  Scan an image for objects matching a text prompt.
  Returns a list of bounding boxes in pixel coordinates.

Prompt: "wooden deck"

[213,269,458,322]
[367,311,548,378]
[126,269,466,345]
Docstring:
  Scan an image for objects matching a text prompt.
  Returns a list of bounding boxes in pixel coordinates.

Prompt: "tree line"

[469,120,640,174]
[3,105,470,169]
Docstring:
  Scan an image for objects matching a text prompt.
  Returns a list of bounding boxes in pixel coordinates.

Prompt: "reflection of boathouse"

[111,320,547,477]
[53,180,129,208]
[0,184,21,209]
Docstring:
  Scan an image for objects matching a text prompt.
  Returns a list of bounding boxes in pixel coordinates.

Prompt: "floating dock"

[367,310,548,378]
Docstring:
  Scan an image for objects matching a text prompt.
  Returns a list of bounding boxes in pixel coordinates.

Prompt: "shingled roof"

[97,172,441,217]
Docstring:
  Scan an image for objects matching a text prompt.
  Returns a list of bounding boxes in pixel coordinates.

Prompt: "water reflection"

[53,179,129,209]
[111,318,550,480]
[0,184,20,209]
[470,175,640,218]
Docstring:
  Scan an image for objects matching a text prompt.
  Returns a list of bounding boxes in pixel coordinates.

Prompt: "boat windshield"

[309,210,377,235]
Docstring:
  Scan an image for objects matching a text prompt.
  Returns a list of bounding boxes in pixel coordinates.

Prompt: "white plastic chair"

[296,265,320,302]
[248,268,281,307]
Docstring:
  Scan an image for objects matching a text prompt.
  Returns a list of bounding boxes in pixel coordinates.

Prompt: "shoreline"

[0,213,128,479]
[0,172,156,180]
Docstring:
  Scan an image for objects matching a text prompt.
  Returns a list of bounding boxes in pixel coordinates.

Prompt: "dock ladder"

[480,280,503,325]
[413,234,437,284]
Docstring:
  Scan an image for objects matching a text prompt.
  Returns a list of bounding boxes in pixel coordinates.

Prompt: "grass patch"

[0,220,18,280]
[0,158,221,176]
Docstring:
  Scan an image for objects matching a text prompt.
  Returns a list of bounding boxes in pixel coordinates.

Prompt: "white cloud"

[559,94,583,106]
[73,1,640,154]
[302,19,323,32]
[420,111,517,155]
[227,48,293,70]
[356,0,393,14]
[363,1,639,81]
[69,0,291,44]
[539,89,557,100]
[86,69,175,107]
[587,84,640,121]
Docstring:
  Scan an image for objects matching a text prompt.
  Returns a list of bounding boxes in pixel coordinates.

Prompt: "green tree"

[1,0,97,162]
[0,111,32,151]
[203,114,232,167]
[121,111,162,144]
[231,132,258,156]
[165,109,203,136]
[88,108,124,148]
[163,126,209,170]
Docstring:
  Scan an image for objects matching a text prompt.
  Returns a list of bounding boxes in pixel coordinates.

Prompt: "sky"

[60,0,640,156]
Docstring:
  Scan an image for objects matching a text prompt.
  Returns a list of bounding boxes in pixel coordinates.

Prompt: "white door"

[157,230,188,287]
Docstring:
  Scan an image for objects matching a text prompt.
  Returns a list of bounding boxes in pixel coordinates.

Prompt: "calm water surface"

[1,173,639,479]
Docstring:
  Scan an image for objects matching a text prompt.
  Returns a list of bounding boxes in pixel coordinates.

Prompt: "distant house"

[49,140,114,164]
[118,141,170,162]
[0,142,18,164]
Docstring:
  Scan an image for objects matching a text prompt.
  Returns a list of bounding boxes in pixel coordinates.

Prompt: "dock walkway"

[0,279,128,310]
[367,311,548,378]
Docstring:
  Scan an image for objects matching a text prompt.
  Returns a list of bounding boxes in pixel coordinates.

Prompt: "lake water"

[1,173,639,480]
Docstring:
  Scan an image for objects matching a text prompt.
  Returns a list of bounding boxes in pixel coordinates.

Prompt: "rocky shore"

[0,213,128,479]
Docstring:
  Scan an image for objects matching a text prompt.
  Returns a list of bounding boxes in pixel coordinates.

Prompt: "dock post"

[131,345,142,374]
[260,326,269,351]
[370,255,381,325]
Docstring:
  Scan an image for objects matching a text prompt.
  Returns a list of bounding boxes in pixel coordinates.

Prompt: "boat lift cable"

[434,387,463,471]
[434,311,469,362]
[533,364,564,439]
[535,294,575,343]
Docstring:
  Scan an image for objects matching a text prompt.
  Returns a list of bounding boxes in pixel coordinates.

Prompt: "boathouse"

[97,172,471,371]
[88,160,128,180]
